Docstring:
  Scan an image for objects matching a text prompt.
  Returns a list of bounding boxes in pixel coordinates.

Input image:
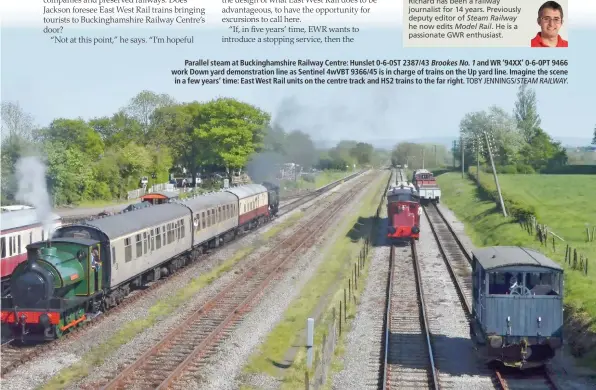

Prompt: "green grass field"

[436,172,596,338]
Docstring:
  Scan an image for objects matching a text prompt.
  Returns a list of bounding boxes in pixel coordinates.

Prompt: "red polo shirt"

[530,32,568,47]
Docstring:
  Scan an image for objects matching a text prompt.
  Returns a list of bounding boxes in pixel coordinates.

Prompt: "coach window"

[211,209,215,225]
[202,211,206,228]
[180,219,185,238]
[42,230,45,241]
[162,225,166,245]
[112,246,116,264]
[124,238,132,262]
[17,235,21,254]
[218,206,222,222]
[206,210,211,227]
[1,237,5,258]
[143,232,148,253]
[9,237,13,256]
[156,227,162,249]
[136,234,143,257]
[150,229,155,250]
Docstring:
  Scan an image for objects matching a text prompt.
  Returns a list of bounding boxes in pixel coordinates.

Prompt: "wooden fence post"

[339,301,342,335]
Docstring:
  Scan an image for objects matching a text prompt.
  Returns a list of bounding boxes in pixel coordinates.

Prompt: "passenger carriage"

[183,192,239,251]
[386,184,421,242]
[470,246,564,369]
[225,184,271,231]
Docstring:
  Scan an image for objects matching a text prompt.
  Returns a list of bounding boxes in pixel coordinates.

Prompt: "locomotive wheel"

[77,308,85,327]
[55,319,65,338]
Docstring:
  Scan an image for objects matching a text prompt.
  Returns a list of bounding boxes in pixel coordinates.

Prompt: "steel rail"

[429,203,473,265]
[422,205,472,317]
[494,366,559,390]
[411,241,440,390]
[380,245,395,390]
[101,178,371,389]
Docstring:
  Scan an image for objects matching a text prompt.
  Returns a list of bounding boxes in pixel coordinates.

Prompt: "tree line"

[1,92,383,206]
[455,85,568,174]
[389,85,581,174]
[390,143,451,170]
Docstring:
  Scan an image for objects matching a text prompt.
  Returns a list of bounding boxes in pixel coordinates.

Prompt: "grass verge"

[436,172,596,366]
[280,170,352,195]
[41,212,308,390]
[242,171,389,388]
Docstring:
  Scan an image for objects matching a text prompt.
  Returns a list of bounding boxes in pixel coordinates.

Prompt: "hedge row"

[467,167,536,221]
[541,164,596,175]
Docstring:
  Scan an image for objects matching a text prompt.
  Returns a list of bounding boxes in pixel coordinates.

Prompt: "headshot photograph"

[531,1,568,47]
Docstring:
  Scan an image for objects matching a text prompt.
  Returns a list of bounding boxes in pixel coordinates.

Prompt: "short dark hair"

[539,1,564,19]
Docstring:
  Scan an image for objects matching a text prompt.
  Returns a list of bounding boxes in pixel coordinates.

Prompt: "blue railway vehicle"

[469,246,564,369]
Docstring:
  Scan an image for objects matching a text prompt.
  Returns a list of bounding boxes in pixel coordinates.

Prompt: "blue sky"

[1,25,594,145]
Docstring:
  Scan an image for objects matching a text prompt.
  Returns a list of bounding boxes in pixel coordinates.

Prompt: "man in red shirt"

[531,1,568,47]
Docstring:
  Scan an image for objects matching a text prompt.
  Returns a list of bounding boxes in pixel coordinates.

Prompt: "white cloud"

[0,0,592,28]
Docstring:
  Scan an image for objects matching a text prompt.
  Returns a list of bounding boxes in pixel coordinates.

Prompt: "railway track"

[422,203,558,390]
[494,366,558,389]
[382,244,438,389]
[0,171,366,378]
[95,177,372,389]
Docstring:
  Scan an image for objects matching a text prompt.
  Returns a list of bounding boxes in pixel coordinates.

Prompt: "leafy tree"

[513,85,541,143]
[38,119,105,159]
[124,90,176,132]
[460,106,525,167]
[1,101,35,141]
[88,112,143,147]
[151,102,205,184]
[45,143,95,205]
[283,130,317,169]
[196,98,270,175]
[350,142,374,165]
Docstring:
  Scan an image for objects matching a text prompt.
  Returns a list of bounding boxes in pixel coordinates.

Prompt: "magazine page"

[1,0,595,389]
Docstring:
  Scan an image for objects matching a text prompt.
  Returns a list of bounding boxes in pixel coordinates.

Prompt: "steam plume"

[15,156,54,238]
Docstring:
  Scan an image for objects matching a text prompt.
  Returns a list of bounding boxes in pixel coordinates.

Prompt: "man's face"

[538,7,562,39]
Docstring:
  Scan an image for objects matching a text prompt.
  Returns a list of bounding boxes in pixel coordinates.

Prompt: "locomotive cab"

[470,246,563,369]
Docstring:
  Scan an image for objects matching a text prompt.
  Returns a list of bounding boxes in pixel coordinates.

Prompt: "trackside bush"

[541,164,596,175]
[467,167,536,221]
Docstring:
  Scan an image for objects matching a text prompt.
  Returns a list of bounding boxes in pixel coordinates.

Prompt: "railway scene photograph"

[0,84,595,390]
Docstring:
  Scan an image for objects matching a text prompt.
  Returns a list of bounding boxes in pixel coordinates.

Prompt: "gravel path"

[417,211,494,389]
[185,172,383,390]
[330,200,389,390]
[0,178,352,390]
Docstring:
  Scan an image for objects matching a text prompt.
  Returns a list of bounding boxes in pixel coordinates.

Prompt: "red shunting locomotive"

[386,183,421,241]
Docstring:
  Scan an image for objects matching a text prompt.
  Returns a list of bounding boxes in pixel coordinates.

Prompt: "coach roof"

[1,209,61,232]
[225,184,267,199]
[80,203,189,239]
[181,191,237,211]
[473,246,563,271]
